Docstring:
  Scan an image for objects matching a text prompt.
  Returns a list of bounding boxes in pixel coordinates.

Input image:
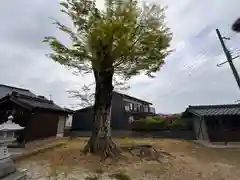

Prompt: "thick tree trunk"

[84,67,121,159]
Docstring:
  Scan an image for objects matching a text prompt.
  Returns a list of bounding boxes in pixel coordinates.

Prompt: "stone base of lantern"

[0,157,16,178]
[1,169,27,180]
[0,158,27,180]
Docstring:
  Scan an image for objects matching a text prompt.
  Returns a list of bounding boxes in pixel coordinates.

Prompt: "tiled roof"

[187,104,240,117]
[12,94,65,112]
[0,86,67,113]
[114,91,152,105]
[0,84,36,98]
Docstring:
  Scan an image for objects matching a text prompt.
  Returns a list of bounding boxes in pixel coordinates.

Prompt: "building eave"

[114,91,152,105]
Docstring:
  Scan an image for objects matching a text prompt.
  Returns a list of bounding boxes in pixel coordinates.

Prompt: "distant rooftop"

[185,104,240,117]
[0,84,36,98]
[0,84,68,113]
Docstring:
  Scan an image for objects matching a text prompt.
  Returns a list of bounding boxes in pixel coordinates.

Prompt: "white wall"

[193,117,209,141]
[65,114,73,128]
[57,116,66,137]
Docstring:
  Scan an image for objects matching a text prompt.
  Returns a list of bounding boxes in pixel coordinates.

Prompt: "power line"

[216,29,240,90]
[155,29,240,102]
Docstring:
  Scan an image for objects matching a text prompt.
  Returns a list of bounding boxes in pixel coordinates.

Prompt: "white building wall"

[193,117,209,141]
[57,116,66,137]
[65,114,73,128]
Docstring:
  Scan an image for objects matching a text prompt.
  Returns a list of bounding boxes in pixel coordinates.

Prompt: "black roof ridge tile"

[113,91,152,105]
[186,104,240,117]
[189,104,240,109]
[14,93,53,104]
[0,84,30,92]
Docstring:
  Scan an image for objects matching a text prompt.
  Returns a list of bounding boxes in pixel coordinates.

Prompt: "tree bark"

[84,67,121,159]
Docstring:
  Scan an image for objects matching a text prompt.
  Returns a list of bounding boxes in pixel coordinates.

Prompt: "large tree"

[232,18,240,32]
[44,0,172,158]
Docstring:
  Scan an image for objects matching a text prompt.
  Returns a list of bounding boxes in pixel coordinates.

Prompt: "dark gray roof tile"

[0,84,36,98]
[15,96,64,112]
[187,104,240,117]
[0,84,67,113]
[114,91,152,105]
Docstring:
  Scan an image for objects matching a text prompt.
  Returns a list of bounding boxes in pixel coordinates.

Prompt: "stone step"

[1,169,27,180]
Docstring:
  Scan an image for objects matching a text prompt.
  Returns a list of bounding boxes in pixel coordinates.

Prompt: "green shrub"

[131,116,189,131]
[168,120,184,130]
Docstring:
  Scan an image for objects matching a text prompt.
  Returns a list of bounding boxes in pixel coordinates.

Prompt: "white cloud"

[130,0,240,113]
[1,0,240,113]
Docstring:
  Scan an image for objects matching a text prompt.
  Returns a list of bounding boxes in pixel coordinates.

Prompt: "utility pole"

[216,29,240,90]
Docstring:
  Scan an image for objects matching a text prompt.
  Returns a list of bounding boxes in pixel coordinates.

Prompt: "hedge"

[131,116,192,131]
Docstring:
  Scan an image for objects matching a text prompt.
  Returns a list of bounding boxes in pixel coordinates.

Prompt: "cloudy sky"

[0,0,240,114]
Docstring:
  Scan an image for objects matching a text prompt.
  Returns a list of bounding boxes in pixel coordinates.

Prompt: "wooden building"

[0,84,71,142]
[184,104,240,142]
[72,91,156,131]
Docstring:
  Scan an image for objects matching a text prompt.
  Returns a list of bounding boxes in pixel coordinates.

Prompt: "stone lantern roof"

[0,116,24,131]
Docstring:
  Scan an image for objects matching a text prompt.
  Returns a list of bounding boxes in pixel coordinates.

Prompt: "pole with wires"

[216,29,240,90]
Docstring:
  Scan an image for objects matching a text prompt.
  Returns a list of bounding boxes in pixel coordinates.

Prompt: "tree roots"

[83,137,175,163]
[83,136,122,160]
[121,144,175,162]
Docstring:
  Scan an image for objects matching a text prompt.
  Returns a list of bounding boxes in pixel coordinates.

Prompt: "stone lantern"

[0,115,27,179]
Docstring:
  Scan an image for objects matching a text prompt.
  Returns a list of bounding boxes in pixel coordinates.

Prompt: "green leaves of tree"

[44,0,172,79]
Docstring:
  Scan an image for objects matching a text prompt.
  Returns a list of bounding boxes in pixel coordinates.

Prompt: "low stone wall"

[70,130,196,140]
[13,141,65,162]
[25,137,59,149]
[131,131,196,140]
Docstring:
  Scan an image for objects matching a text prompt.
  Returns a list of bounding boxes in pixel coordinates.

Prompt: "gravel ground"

[16,139,240,180]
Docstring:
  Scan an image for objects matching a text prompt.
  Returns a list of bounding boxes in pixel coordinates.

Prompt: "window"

[129,103,133,110]
[124,104,130,111]
[143,105,149,112]
[133,104,137,111]
[137,104,142,112]
[150,107,156,113]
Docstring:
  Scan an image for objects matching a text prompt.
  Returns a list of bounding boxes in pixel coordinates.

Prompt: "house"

[183,104,240,142]
[72,91,156,132]
[0,84,72,142]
